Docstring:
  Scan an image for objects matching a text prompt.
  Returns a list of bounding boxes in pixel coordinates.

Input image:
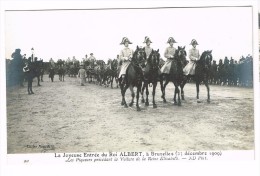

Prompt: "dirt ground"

[6,75,254,153]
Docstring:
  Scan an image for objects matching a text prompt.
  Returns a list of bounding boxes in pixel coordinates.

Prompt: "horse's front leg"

[145,81,150,106]
[110,76,114,88]
[196,81,200,103]
[180,76,187,100]
[121,82,129,108]
[173,86,177,104]
[136,82,141,111]
[141,81,146,103]
[129,85,135,107]
[152,81,157,108]
[161,78,169,103]
[205,80,210,103]
[175,85,181,106]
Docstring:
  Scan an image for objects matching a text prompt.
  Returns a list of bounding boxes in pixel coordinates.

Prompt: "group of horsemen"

[117,36,199,84]
[76,36,199,86]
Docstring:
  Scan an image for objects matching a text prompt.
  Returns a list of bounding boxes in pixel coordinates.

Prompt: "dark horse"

[180,50,213,103]
[194,50,212,102]
[119,46,146,111]
[141,49,160,108]
[107,59,119,88]
[25,60,44,94]
[58,65,66,81]
[160,46,187,105]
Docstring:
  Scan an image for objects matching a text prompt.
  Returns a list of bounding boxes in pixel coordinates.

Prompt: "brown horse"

[141,49,160,108]
[119,46,146,111]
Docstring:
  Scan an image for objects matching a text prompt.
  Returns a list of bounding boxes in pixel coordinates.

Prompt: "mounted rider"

[143,36,153,72]
[143,36,161,75]
[183,39,200,76]
[160,37,177,74]
[118,37,134,84]
[49,58,55,68]
[88,53,96,68]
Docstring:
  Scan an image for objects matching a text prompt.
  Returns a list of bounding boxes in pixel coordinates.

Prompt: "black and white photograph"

[0,0,259,176]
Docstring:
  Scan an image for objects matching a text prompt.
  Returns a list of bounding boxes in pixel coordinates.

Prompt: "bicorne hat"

[190,39,199,45]
[143,36,152,43]
[120,37,133,45]
[167,37,177,44]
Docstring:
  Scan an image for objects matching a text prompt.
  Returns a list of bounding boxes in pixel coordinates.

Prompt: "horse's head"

[133,46,146,67]
[148,49,160,69]
[199,50,212,70]
[175,46,187,66]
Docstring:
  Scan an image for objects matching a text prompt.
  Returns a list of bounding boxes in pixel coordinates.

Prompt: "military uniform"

[144,46,152,59]
[160,46,176,74]
[118,37,134,79]
[118,47,133,78]
[160,37,177,74]
[88,55,96,68]
[183,39,200,75]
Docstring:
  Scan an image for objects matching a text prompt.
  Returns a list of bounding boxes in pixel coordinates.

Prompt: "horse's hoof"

[153,104,157,108]
[197,100,202,103]
[145,102,149,106]
[141,99,145,103]
[178,102,181,106]
[129,102,133,107]
[207,99,210,103]
[137,107,141,111]
[28,92,31,95]
[124,104,128,108]
[121,102,124,106]
[174,101,178,105]
[163,99,167,103]
[31,92,34,94]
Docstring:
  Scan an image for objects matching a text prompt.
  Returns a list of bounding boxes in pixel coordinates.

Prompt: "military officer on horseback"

[118,37,134,84]
[160,37,177,74]
[88,53,96,68]
[183,39,200,75]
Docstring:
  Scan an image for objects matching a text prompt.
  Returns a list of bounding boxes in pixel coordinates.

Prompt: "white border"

[1,0,259,176]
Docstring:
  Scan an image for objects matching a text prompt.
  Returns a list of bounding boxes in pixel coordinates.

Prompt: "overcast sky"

[5,6,253,62]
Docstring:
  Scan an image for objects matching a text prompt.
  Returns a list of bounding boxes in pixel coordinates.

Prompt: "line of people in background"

[6,41,254,88]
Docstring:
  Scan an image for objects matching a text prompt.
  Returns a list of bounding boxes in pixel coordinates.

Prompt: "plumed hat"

[143,36,152,43]
[167,37,177,43]
[120,37,132,45]
[190,39,199,45]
